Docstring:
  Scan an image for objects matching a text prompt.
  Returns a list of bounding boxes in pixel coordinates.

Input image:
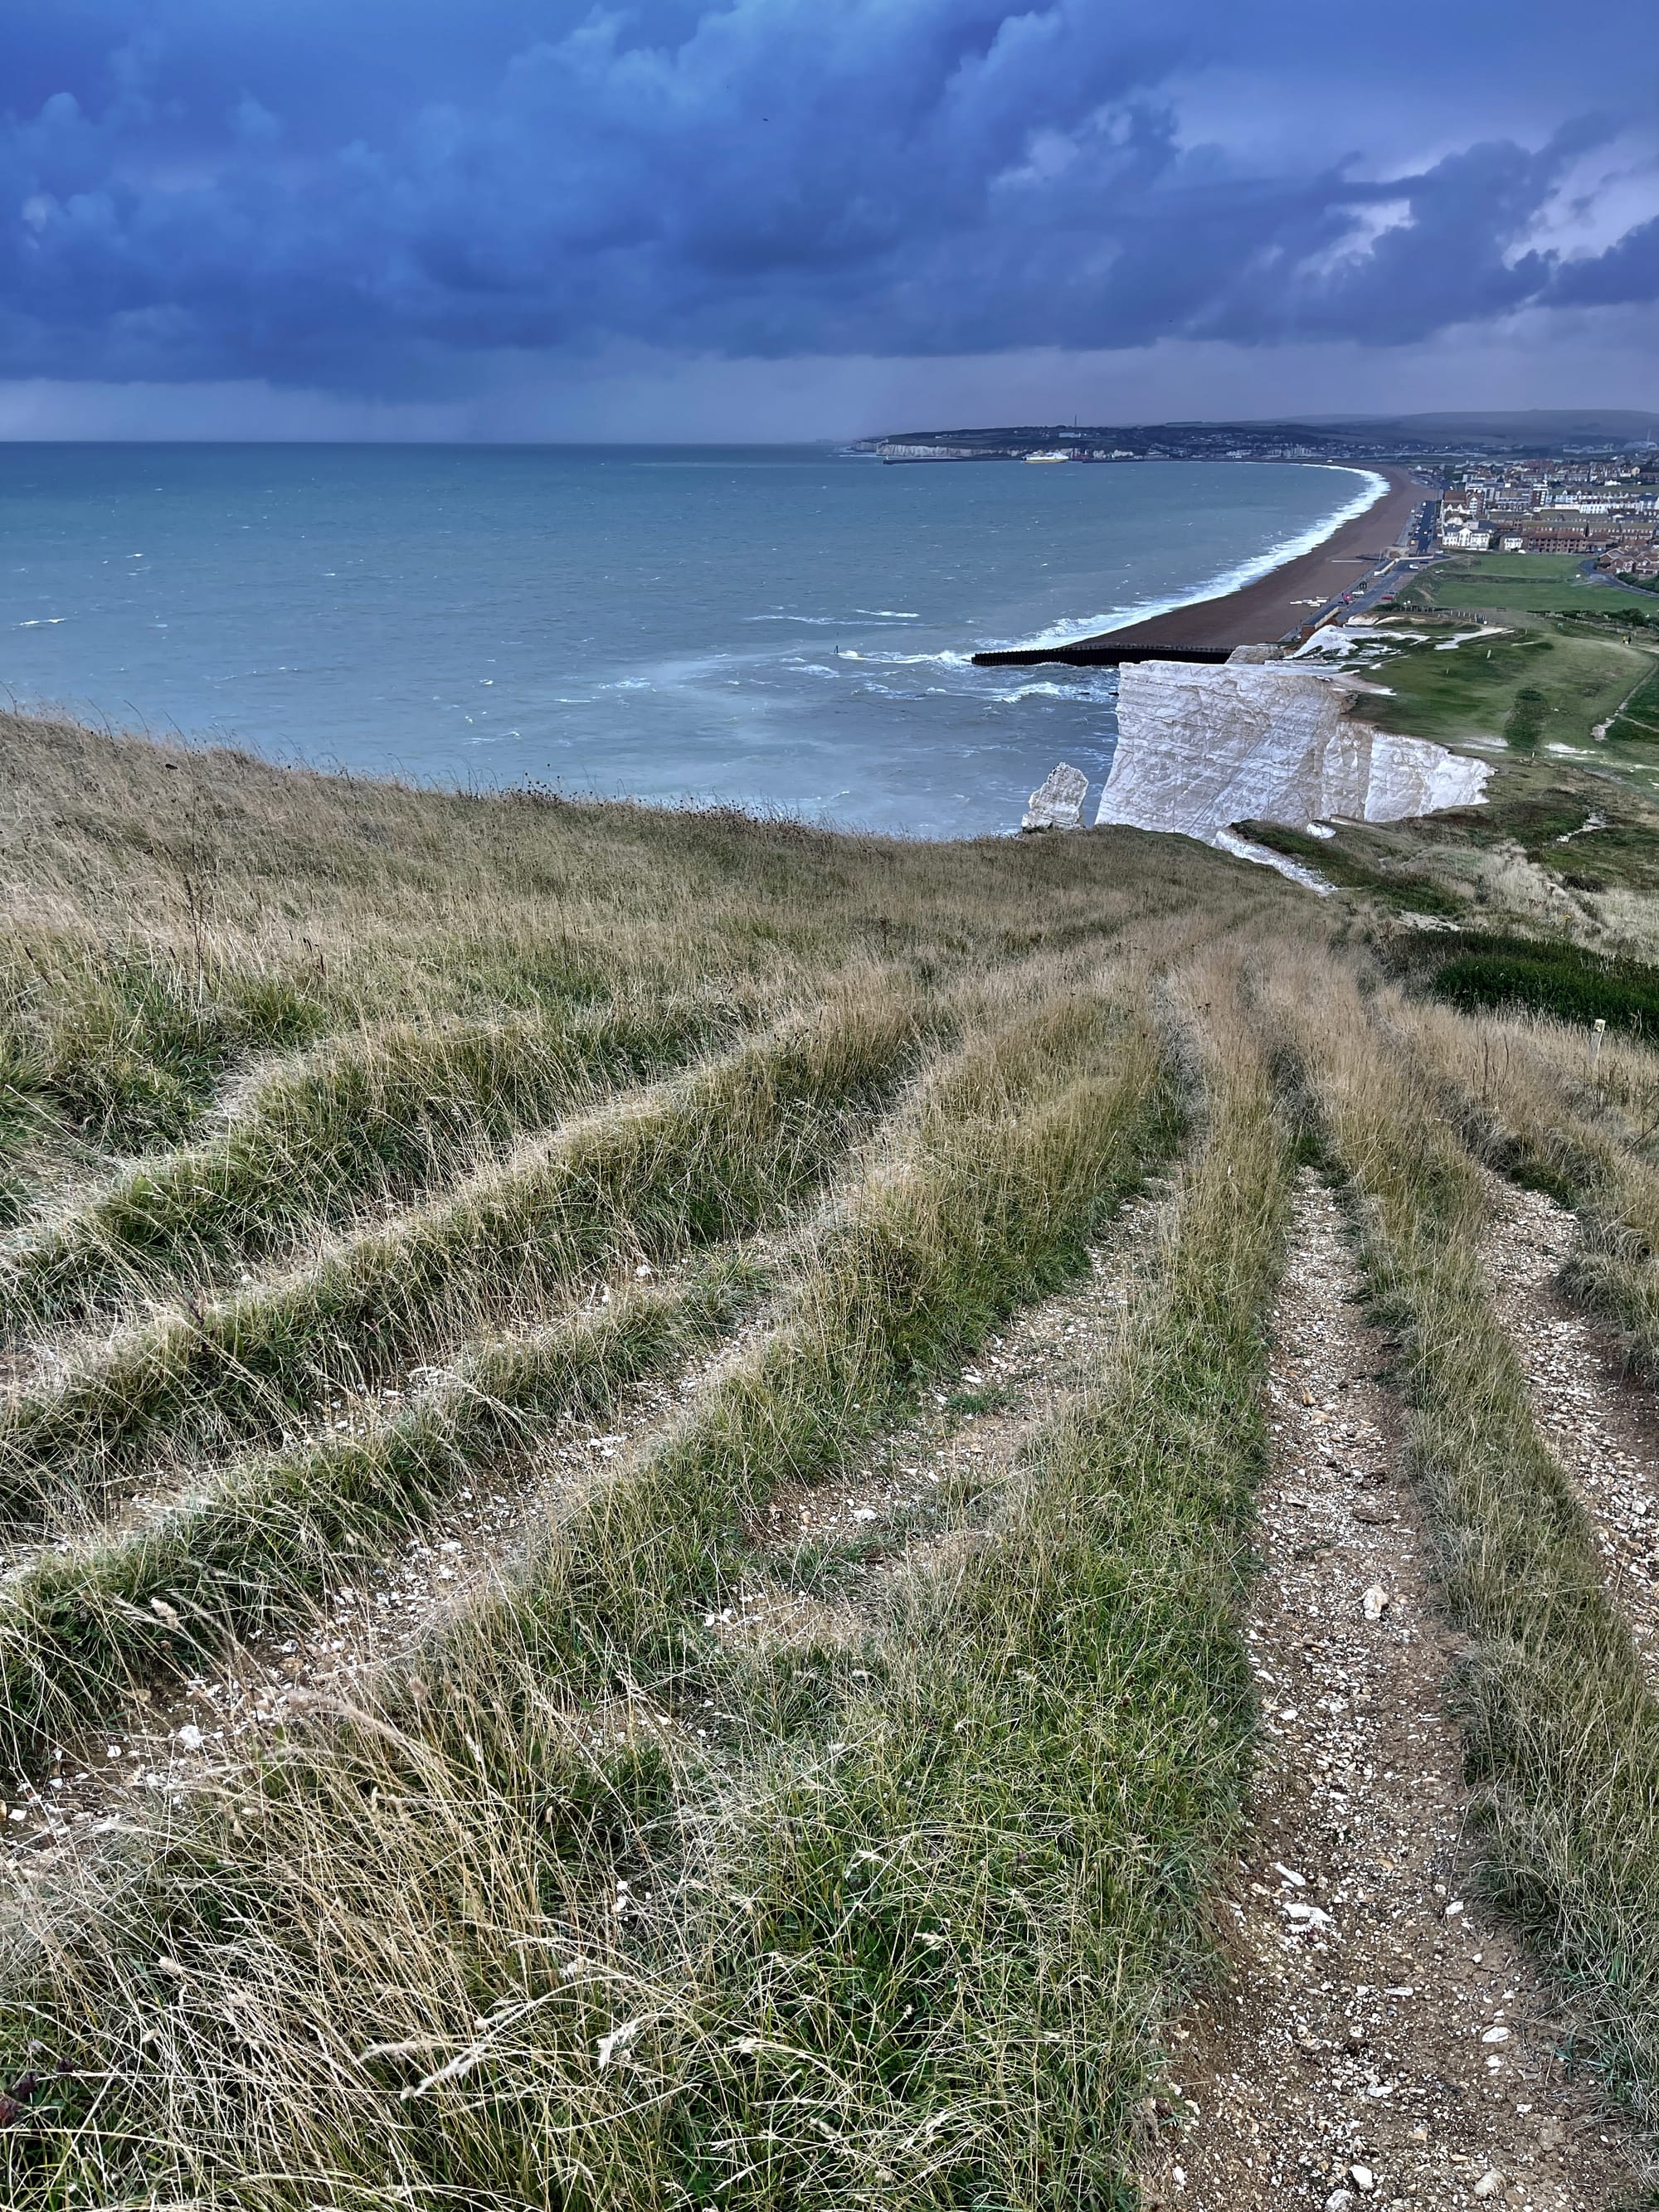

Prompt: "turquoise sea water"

[1,444,1379,837]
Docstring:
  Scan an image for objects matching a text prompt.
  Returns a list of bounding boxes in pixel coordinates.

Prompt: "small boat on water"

[1022,450,1071,464]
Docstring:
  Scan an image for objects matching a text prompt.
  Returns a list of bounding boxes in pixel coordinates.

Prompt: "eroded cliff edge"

[1096,659,1490,843]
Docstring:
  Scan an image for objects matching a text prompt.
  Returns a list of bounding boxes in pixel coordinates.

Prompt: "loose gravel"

[1140,1174,1643,2212]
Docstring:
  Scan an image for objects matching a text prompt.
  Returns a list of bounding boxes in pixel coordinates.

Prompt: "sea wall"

[1096,660,1489,841]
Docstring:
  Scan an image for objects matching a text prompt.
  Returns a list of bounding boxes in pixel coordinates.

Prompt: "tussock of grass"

[1282,968,1659,2124]
[0,989,919,1529]
[0,955,1297,2206]
[0,930,330,1156]
[1,994,729,1330]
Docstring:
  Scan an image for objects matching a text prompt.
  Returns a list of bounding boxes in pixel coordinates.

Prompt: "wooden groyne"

[971,640,1233,669]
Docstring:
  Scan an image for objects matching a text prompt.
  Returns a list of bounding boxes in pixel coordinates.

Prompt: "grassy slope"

[1246,760,1659,960]
[1335,557,1659,823]
[1271,552,1659,955]
[1365,617,1655,756]
[2,711,1659,2198]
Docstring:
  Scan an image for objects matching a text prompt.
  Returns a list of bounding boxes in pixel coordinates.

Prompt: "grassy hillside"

[1321,552,1659,831]
[1,708,1658,2204]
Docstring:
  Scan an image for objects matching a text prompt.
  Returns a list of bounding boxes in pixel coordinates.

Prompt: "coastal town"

[1438,455,1659,575]
[862,414,1659,583]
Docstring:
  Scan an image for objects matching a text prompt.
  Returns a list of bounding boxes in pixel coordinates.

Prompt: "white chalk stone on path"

[1097,661,1490,852]
[1022,761,1089,831]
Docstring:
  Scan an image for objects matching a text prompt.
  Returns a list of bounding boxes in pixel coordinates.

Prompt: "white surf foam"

[983,467,1389,654]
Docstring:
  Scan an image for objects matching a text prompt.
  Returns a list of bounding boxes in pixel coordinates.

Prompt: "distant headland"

[854,411,1659,465]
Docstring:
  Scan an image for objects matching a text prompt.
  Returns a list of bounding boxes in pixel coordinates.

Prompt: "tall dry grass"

[0,944,1301,2208]
[1389,994,1659,1372]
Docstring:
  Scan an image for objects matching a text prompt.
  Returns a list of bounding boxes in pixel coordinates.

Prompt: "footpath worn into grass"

[0,1249,774,1774]
[1138,1176,1641,2211]
[0,994,729,1330]
[1281,966,1659,2130]
[1394,995,1659,1373]
[0,990,920,1529]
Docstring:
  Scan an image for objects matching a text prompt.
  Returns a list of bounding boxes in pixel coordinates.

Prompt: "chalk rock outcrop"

[1023,761,1090,830]
[1097,661,1488,841]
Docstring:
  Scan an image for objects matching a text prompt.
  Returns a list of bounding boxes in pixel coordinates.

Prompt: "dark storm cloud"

[2,0,1656,393]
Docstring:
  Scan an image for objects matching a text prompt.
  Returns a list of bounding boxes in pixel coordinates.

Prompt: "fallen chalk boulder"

[1022,761,1090,831]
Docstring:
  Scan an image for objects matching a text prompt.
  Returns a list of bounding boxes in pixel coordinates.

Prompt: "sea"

[1,444,1381,839]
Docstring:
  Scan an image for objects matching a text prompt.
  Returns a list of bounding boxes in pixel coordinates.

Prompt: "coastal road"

[1307,552,1441,630]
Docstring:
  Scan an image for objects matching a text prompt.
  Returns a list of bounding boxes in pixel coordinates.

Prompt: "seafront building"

[1438,458,1659,573]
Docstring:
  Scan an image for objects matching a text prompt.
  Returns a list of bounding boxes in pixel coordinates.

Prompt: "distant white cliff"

[1096,659,1489,843]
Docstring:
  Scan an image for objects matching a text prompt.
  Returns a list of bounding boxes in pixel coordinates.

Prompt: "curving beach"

[1088,464,1422,651]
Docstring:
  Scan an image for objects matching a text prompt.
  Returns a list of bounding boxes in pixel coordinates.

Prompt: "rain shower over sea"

[2,445,1382,839]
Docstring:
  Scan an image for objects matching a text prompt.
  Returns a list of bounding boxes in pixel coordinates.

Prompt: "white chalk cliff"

[1096,660,1489,841]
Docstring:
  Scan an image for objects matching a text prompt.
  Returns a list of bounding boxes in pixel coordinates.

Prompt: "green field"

[1350,552,1659,782]
[1361,613,1657,756]
[1608,658,1659,744]
[1398,551,1659,618]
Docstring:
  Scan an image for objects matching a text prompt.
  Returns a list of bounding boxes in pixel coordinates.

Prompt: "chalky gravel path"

[1141,1174,1641,2212]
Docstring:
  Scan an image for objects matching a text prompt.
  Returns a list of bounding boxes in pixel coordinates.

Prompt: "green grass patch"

[1,996,727,1330]
[1233,823,1464,916]
[1399,553,1659,619]
[1360,616,1654,755]
[1421,932,1659,1037]
[1606,660,1659,746]
[0,940,330,1154]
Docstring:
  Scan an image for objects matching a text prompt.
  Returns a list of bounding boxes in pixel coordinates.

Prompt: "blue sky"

[2,0,1657,438]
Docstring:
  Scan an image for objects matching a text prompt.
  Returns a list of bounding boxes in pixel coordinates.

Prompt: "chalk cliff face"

[1096,661,1489,840]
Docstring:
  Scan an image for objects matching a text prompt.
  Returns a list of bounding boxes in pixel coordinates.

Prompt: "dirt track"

[1141,1175,1642,2212]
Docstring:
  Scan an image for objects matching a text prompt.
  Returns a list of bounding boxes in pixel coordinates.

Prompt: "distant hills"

[1306,411,1659,448]
[857,411,1659,459]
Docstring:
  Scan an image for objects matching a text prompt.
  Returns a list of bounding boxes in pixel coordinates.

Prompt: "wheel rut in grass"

[1479,1171,1659,1687]
[717,1180,1173,1650]
[0,1257,774,1874]
[1141,1174,1642,2212]
[2,1174,1170,1882]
